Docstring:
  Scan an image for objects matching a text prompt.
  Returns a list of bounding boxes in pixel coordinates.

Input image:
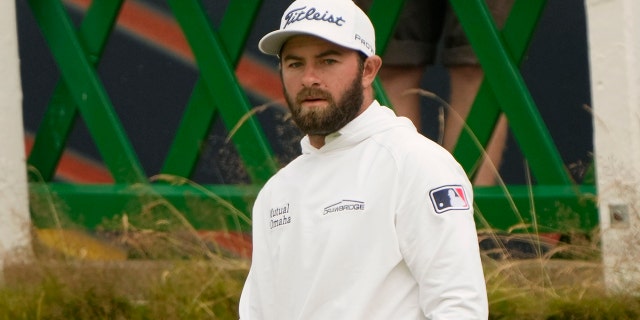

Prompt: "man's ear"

[362,55,382,87]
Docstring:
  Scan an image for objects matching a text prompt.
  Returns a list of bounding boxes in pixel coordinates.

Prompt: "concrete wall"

[587,0,640,293]
[0,0,33,277]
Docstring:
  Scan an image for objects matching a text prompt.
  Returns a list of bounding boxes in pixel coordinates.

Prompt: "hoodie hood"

[300,101,416,154]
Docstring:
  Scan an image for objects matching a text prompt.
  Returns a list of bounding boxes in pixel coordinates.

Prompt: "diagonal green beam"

[367,0,406,55]
[449,0,572,185]
[366,0,406,108]
[27,0,124,182]
[218,0,262,63]
[161,82,221,179]
[161,0,264,179]
[452,0,545,179]
[27,0,145,183]
[167,0,278,184]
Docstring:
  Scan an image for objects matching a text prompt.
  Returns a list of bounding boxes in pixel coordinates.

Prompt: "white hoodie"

[240,101,488,320]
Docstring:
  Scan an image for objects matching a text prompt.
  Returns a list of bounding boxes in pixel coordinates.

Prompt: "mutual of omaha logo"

[323,200,365,215]
[429,185,469,214]
[270,203,291,230]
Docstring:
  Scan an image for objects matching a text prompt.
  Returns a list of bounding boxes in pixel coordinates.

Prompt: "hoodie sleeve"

[238,268,253,319]
[238,186,272,320]
[394,145,488,319]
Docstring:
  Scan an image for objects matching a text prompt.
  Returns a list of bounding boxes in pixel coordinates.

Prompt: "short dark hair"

[357,52,367,72]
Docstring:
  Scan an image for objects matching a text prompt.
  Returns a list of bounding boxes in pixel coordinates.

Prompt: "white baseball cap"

[259,0,376,57]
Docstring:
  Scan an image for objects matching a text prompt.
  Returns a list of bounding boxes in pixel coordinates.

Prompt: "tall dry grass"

[11,94,640,319]
[13,171,640,319]
[6,217,640,319]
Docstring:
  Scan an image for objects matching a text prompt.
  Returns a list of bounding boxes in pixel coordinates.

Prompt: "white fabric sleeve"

[238,188,271,320]
[395,150,488,319]
[238,270,252,320]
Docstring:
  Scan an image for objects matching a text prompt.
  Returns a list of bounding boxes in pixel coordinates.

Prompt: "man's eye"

[323,59,337,65]
[287,62,302,69]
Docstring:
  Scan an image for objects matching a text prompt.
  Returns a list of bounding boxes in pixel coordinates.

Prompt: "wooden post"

[587,0,640,293]
[0,0,33,281]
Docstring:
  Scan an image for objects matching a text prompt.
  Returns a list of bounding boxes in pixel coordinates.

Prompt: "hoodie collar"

[300,100,415,154]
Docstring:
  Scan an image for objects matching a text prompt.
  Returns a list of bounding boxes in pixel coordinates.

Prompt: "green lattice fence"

[25,0,597,234]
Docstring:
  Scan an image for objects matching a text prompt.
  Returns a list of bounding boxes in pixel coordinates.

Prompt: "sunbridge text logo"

[323,200,365,215]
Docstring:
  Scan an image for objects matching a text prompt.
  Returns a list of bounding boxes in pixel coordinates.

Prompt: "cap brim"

[259,29,364,57]
[259,30,316,56]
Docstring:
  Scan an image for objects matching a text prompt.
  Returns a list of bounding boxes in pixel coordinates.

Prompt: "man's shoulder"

[262,154,306,184]
[371,127,464,171]
[372,127,445,154]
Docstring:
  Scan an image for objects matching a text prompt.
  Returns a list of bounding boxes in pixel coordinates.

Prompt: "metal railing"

[24,0,597,233]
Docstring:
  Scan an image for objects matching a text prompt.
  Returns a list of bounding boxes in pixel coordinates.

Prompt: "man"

[239,0,487,318]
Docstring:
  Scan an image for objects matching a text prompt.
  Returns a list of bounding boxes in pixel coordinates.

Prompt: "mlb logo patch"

[429,185,470,214]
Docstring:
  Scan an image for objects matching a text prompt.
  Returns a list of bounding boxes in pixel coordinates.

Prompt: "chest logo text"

[323,200,365,215]
[270,203,292,229]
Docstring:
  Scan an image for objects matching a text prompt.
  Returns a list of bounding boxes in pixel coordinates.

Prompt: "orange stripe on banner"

[198,231,252,259]
[24,133,114,183]
[37,1,284,183]
[65,0,284,103]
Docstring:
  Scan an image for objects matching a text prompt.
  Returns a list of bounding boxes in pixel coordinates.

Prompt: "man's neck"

[306,98,374,149]
[308,134,326,149]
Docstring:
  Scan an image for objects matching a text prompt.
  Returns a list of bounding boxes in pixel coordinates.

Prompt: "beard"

[284,74,364,136]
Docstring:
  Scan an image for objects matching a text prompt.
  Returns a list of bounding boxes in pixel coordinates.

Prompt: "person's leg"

[378,65,425,130]
[445,66,508,186]
[442,0,514,185]
[442,66,483,152]
[474,114,507,186]
[353,0,444,131]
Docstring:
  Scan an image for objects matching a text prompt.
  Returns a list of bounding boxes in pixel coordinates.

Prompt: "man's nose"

[301,65,321,87]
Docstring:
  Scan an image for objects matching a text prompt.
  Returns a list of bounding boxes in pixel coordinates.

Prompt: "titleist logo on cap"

[283,6,346,29]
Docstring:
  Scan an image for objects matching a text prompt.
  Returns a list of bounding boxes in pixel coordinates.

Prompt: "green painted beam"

[367,0,406,108]
[27,0,145,183]
[449,0,572,185]
[29,183,260,232]
[452,0,546,180]
[23,0,598,236]
[218,0,263,63]
[29,183,598,233]
[161,0,267,179]
[165,0,278,183]
[27,0,124,182]
[367,0,406,55]
[474,185,597,232]
[161,82,221,178]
